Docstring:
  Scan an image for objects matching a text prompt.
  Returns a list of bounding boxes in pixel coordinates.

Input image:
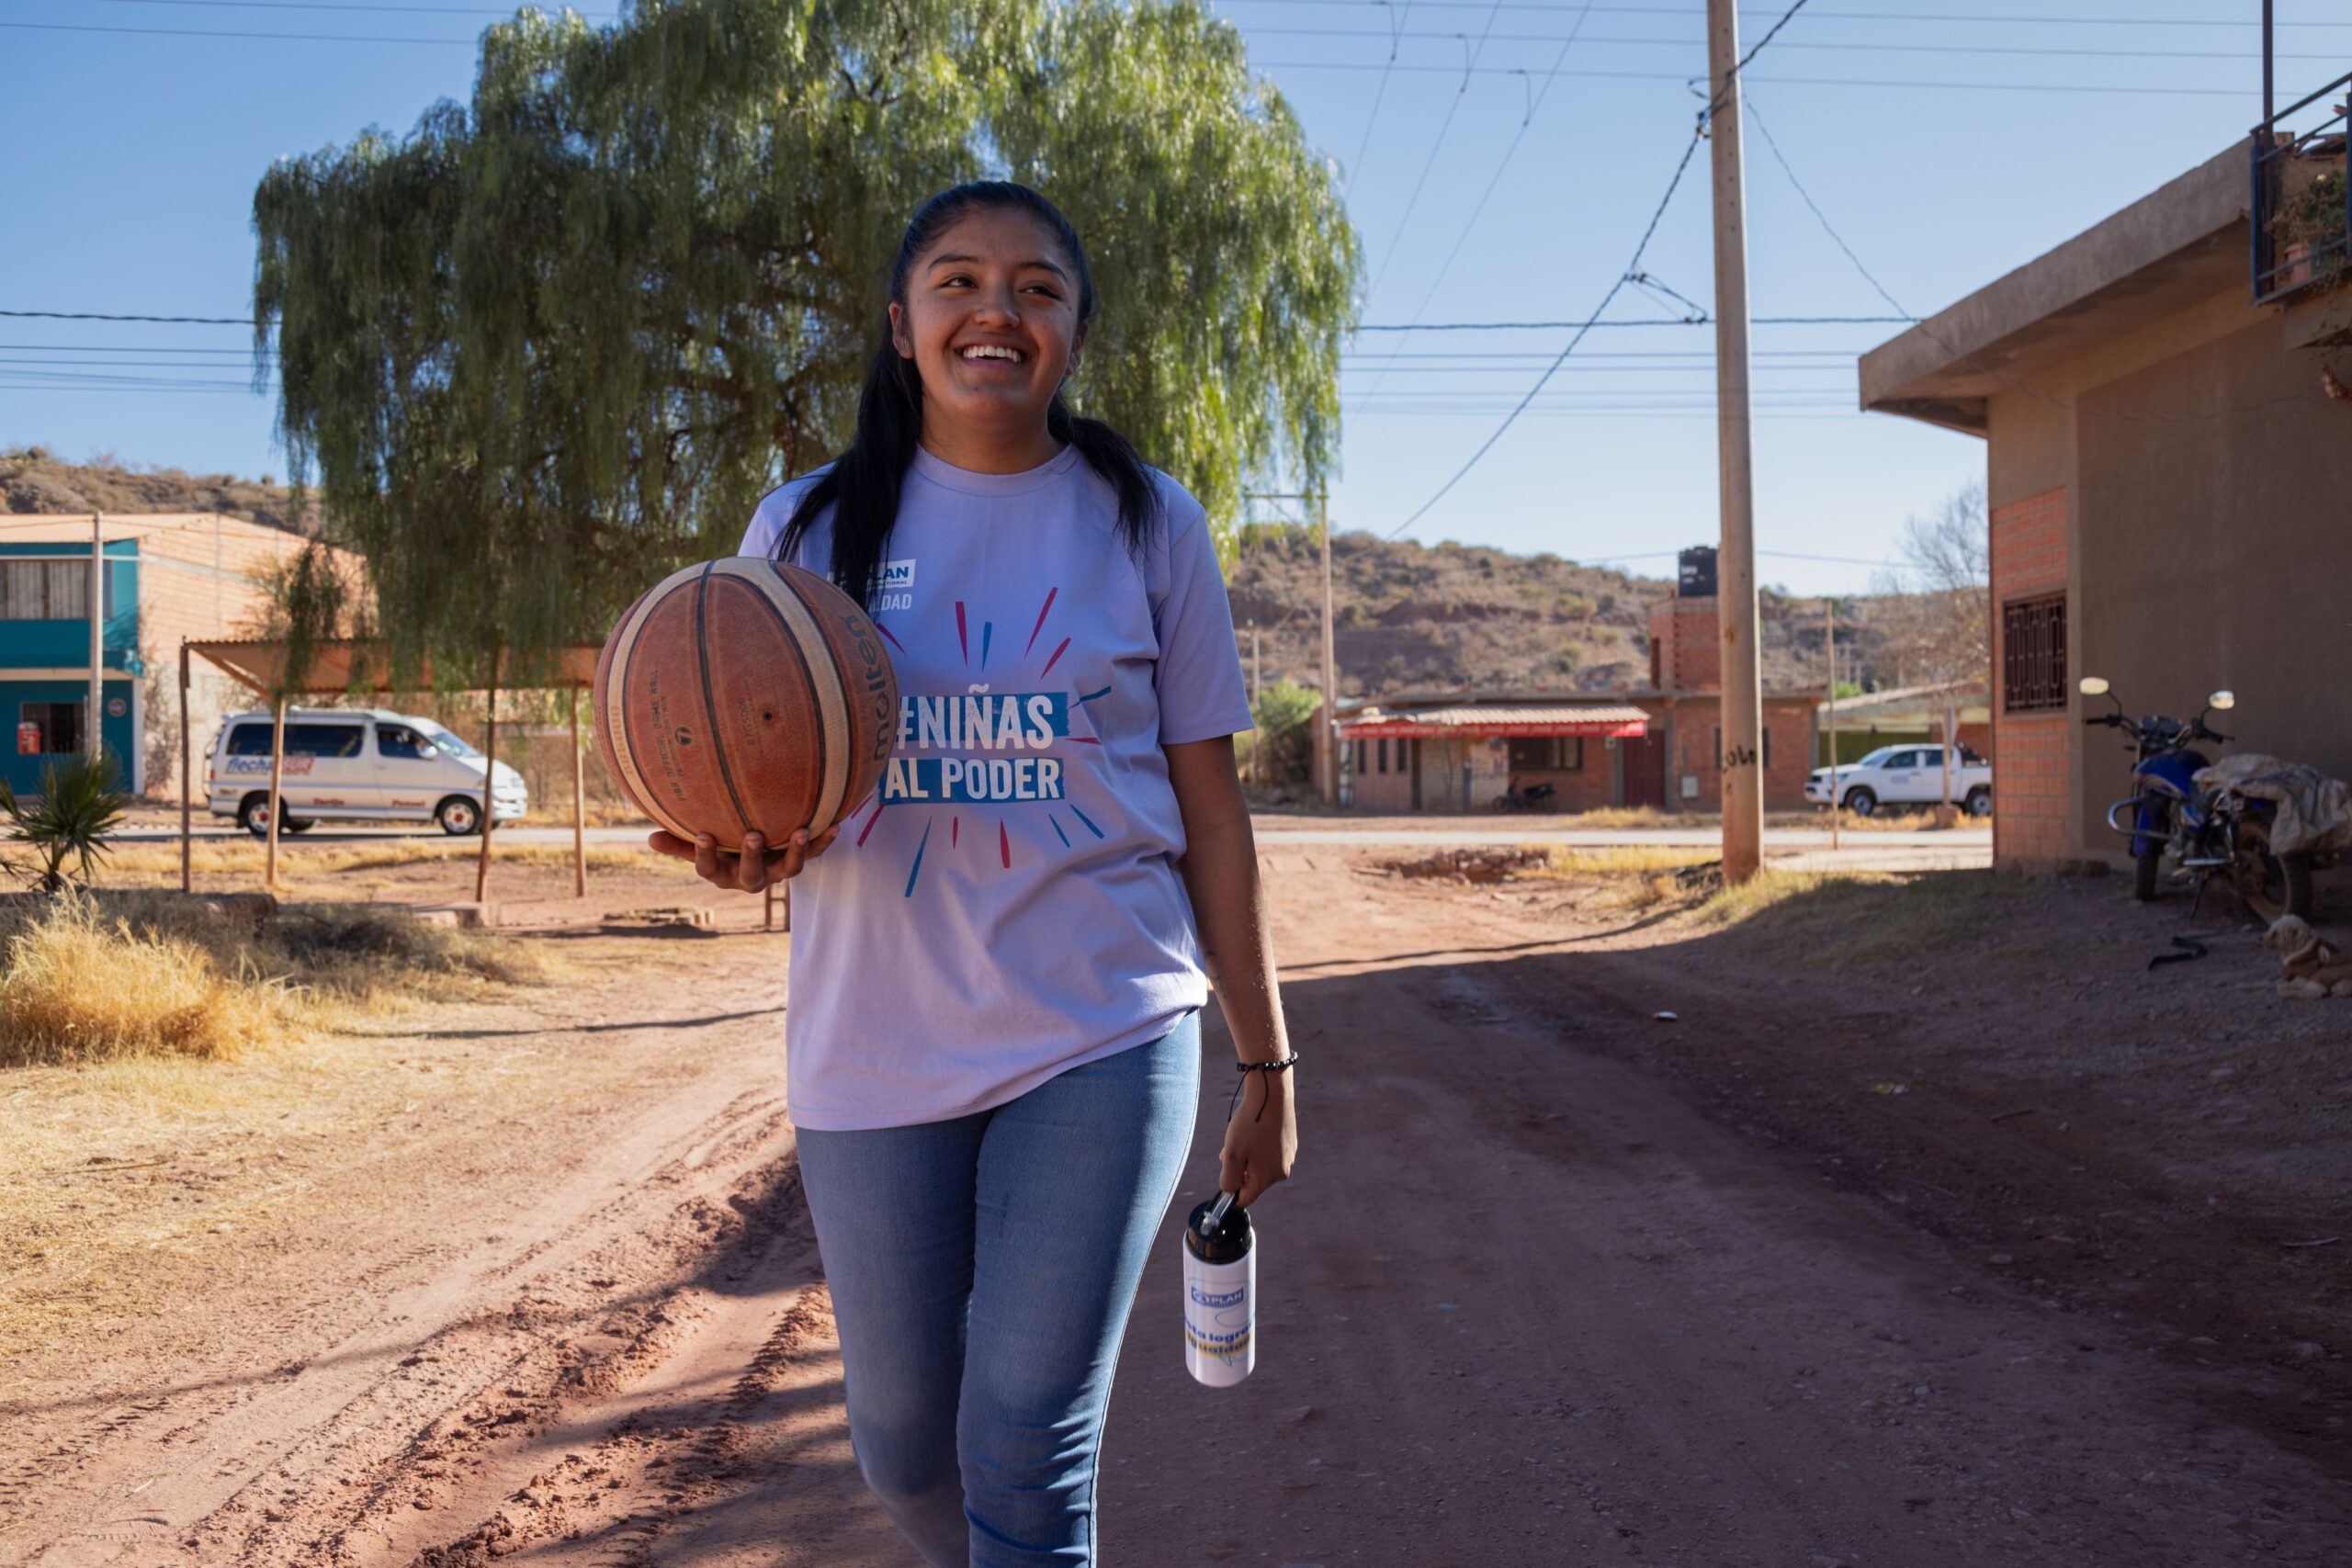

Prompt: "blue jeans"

[795,1018,1201,1567]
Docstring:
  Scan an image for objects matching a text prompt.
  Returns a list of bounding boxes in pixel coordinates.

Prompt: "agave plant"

[0,753,131,893]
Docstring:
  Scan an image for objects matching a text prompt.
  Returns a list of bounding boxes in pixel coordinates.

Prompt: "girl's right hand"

[648,828,836,894]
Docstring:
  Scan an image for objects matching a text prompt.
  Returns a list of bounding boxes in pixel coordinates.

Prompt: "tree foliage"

[254,0,1358,682]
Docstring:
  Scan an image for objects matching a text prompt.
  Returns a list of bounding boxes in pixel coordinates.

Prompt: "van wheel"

[285,817,315,834]
[1963,786,1992,818]
[238,792,275,838]
[435,796,482,836]
[1843,786,1877,818]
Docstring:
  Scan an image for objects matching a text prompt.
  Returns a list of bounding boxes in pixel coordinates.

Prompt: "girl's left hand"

[1218,1068,1297,1209]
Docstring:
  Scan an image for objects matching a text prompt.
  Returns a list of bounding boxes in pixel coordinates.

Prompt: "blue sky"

[3,1,2345,592]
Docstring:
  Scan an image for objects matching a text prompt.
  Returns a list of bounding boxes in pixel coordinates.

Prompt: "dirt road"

[5,854,2347,1565]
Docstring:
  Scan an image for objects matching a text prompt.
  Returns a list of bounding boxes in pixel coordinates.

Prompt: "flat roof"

[1858,142,2250,434]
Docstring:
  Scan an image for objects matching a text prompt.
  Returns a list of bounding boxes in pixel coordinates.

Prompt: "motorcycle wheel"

[2133,848,2161,903]
[2232,817,2313,924]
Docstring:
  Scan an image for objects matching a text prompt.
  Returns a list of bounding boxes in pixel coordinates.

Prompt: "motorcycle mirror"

[2208,690,2235,712]
[2078,676,2110,697]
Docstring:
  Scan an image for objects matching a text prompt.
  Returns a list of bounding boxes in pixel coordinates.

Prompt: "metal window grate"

[2002,595,2068,713]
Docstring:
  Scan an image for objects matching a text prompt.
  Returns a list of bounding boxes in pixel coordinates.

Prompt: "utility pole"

[88,514,105,761]
[1706,0,1763,884]
[1823,599,1838,854]
[1243,490,1340,806]
[1318,490,1337,807]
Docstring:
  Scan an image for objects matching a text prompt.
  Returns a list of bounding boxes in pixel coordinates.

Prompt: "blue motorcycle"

[2081,677,2312,921]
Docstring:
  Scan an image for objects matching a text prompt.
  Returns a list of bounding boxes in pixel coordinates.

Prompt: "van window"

[377,724,437,761]
[225,722,276,757]
[285,723,365,759]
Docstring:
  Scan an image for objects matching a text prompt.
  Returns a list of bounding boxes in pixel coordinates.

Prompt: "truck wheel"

[435,795,482,837]
[1963,786,1992,818]
[1842,786,1877,818]
[2233,817,2313,924]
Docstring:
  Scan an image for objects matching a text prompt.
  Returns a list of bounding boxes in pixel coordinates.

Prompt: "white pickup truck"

[1805,743,1992,818]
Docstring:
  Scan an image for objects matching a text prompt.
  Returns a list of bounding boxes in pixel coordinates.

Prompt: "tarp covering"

[187,638,599,695]
[1339,705,1650,740]
[2193,753,2352,858]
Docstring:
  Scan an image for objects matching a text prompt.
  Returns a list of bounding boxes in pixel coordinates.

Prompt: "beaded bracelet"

[1227,1052,1299,1122]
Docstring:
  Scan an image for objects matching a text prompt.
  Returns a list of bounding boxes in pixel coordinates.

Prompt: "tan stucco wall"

[2073,314,2352,863]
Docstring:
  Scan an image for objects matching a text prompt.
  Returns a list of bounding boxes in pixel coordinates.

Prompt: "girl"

[652,181,1297,1567]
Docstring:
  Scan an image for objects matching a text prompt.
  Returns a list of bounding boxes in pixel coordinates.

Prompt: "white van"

[205,707,527,837]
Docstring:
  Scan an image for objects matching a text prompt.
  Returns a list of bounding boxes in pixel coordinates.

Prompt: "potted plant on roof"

[2269,165,2346,294]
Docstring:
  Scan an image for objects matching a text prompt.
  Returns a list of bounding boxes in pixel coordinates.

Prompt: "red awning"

[1339,704,1649,740]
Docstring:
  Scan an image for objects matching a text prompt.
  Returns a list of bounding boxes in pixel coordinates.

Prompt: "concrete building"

[1859,136,2352,871]
[0,514,317,798]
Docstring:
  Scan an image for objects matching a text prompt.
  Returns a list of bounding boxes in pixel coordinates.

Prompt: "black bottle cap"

[1184,1196,1253,1266]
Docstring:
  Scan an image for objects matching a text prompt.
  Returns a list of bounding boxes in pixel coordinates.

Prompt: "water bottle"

[1182,1191,1255,1386]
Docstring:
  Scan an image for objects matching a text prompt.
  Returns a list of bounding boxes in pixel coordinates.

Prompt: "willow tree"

[254,0,1356,682]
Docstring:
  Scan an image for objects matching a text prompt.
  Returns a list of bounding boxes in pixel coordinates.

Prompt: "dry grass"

[0,896,281,1066]
[0,890,555,1069]
[1689,868,2027,966]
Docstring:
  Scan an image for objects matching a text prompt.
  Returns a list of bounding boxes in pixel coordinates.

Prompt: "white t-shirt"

[740,443,1255,1131]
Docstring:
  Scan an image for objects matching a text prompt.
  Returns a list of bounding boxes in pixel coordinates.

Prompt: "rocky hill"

[2,452,1912,699]
[1228,525,1903,702]
[3,447,309,532]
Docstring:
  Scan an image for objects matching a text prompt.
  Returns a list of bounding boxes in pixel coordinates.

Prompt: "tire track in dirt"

[6,1059,807,1567]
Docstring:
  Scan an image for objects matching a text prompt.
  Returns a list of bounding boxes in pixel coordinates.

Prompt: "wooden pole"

[1706,0,1764,885]
[1823,601,1838,854]
[1317,491,1337,807]
[571,685,586,898]
[473,670,499,905]
[178,640,192,894]
[88,514,105,761]
[264,694,287,892]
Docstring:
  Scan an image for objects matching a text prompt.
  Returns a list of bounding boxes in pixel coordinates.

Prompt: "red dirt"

[4,852,2347,1565]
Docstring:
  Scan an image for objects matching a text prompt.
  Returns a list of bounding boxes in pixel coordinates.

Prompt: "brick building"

[1859,136,2352,872]
[1,513,319,797]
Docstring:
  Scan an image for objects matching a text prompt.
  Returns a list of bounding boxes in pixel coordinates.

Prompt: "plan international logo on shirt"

[871,558,917,612]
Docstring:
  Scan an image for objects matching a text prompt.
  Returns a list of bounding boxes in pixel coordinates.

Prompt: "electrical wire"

[1378,0,1824,540]
[1361,0,1509,301]
[0,310,257,325]
[1215,0,2350,26]
[1241,26,2334,64]
[1349,0,1601,410]
[1252,62,2247,96]
[1742,96,2313,426]
[1340,0,1410,197]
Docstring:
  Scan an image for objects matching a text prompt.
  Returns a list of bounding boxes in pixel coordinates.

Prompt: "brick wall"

[1989,487,2071,867]
[1647,597,1722,691]
[1648,697,1817,812]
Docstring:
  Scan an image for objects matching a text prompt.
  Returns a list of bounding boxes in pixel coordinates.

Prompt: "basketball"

[594,557,899,852]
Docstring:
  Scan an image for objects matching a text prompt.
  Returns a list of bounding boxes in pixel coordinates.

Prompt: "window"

[1508,736,1584,772]
[285,723,365,759]
[19,701,82,754]
[1376,738,1390,774]
[2003,594,2068,713]
[0,558,115,621]
[226,722,275,757]
[378,724,438,761]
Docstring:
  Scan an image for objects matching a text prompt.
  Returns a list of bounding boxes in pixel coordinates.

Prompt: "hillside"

[2,452,1912,699]
[1228,525,1903,702]
[2,447,309,532]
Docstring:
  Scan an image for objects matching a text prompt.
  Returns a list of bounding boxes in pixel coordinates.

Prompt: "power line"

[1254,62,2248,96]
[1357,314,1910,330]
[1340,0,1410,197]
[1351,0,1601,410]
[1741,96,2307,427]
[0,18,477,44]
[0,309,257,324]
[1216,0,2352,26]
[86,0,614,14]
[1243,26,2337,63]
[1382,0,1814,539]
[1361,1,1510,301]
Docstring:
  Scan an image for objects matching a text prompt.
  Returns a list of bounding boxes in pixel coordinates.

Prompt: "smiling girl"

[650,182,1297,1566]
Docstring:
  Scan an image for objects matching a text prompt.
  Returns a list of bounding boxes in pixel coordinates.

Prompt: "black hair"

[776,181,1159,602]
